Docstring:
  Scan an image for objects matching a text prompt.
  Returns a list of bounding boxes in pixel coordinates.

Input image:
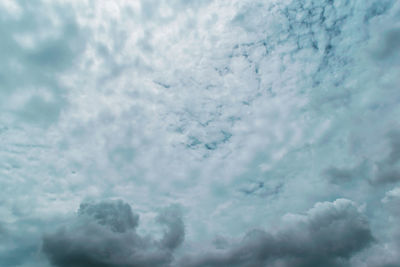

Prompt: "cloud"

[41,199,373,267]
[373,27,400,60]
[156,204,185,250]
[0,0,86,127]
[322,130,400,186]
[42,200,184,267]
[78,201,139,233]
[1,0,400,266]
[351,186,400,267]
[364,0,395,22]
[370,131,400,185]
[323,160,370,184]
[181,199,373,267]
[0,218,49,267]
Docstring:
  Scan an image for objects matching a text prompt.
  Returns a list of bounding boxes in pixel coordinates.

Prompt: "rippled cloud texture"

[0,0,400,266]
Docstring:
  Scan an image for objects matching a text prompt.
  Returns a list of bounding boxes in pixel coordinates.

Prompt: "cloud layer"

[0,0,399,266]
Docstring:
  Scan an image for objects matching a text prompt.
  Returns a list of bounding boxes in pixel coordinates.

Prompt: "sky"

[0,0,400,266]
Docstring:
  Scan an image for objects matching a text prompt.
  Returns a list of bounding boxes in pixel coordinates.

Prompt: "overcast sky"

[1,0,400,266]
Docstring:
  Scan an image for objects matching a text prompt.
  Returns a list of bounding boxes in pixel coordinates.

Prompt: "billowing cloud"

[42,199,374,267]
[350,187,400,267]
[180,199,373,267]
[42,201,184,267]
[77,201,139,233]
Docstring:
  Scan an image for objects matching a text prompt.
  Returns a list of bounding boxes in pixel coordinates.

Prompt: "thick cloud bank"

[42,201,184,267]
[42,199,372,267]
[181,199,372,267]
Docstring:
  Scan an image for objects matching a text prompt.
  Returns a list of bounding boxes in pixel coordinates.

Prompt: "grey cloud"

[324,166,358,183]
[385,131,400,165]
[323,131,400,186]
[42,200,184,267]
[382,186,400,218]
[370,131,400,185]
[0,247,38,267]
[157,204,185,250]
[0,244,38,267]
[364,0,395,22]
[355,187,400,266]
[373,168,400,185]
[78,200,139,233]
[323,160,370,184]
[0,0,86,127]
[374,28,400,60]
[181,199,373,267]
[1,0,400,266]
[42,199,373,267]
[0,218,48,267]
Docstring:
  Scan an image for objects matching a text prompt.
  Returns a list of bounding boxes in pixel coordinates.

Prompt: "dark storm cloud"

[42,200,184,267]
[180,199,373,267]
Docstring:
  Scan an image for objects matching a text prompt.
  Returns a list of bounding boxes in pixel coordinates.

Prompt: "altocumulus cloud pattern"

[0,0,399,266]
